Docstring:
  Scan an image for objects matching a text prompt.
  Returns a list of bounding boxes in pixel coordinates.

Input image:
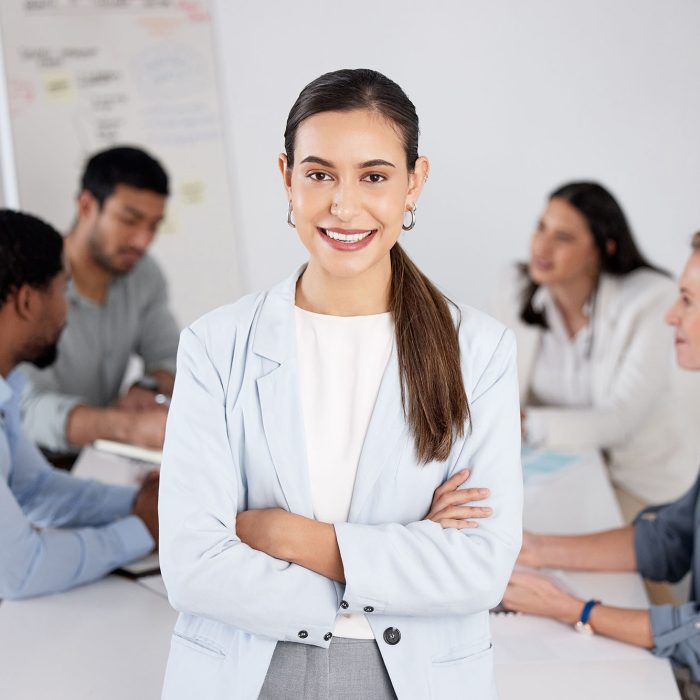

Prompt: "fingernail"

[466,521,478,528]
[461,469,470,476]
[480,489,490,496]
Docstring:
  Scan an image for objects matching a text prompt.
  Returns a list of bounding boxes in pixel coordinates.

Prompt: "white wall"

[212,0,700,309]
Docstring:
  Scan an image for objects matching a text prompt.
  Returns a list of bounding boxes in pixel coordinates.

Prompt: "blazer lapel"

[348,344,408,522]
[254,267,314,519]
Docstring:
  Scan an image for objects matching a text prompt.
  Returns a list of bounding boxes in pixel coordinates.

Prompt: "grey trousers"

[258,638,398,699]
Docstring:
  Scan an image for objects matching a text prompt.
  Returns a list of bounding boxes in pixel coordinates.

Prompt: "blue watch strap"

[580,599,601,625]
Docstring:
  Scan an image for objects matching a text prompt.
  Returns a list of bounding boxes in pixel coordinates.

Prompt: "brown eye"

[362,173,386,183]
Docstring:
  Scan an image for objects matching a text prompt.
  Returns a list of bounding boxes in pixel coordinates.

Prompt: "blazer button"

[363,606,374,613]
[383,627,401,645]
[340,600,349,609]
[298,630,308,639]
[324,632,333,641]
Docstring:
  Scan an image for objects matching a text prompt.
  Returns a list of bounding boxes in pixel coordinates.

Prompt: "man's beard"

[26,340,59,369]
[88,226,140,276]
[88,235,129,276]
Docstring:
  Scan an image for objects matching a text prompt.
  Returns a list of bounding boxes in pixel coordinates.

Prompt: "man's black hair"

[0,209,64,308]
[80,146,169,205]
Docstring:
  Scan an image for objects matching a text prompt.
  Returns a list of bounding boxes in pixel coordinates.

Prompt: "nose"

[131,225,156,251]
[531,234,550,258]
[331,183,361,222]
[665,298,681,327]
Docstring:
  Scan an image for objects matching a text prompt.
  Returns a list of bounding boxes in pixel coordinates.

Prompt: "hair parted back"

[520,181,666,328]
[81,145,169,206]
[284,68,469,463]
[0,209,64,308]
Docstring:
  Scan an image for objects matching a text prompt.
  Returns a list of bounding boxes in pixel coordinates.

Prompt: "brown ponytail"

[390,244,469,463]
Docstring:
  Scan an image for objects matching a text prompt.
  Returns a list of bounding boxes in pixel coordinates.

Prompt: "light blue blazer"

[159,267,523,700]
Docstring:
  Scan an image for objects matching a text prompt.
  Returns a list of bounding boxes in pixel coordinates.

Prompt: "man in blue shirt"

[0,209,158,599]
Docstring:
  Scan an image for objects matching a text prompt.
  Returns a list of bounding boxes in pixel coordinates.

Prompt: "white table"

[0,450,681,699]
[493,451,680,699]
[0,576,176,700]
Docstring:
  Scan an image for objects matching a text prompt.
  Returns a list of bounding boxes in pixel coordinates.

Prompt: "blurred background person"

[0,209,158,599]
[503,232,700,700]
[493,181,696,520]
[20,146,179,463]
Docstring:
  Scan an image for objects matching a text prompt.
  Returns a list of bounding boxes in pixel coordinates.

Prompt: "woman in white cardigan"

[493,182,695,520]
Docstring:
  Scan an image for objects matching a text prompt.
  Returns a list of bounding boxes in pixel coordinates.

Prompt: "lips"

[531,257,554,271]
[316,227,377,252]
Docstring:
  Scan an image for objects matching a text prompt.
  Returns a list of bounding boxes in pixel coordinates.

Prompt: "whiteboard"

[0,0,241,325]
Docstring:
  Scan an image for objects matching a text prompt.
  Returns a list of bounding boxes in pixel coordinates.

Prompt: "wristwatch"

[134,376,170,407]
[574,599,601,635]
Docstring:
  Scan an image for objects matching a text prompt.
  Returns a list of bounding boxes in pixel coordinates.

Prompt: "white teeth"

[323,229,373,242]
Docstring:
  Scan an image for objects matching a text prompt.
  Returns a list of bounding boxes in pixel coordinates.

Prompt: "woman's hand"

[502,570,582,624]
[425,469,492,529]
[236,508,292,560]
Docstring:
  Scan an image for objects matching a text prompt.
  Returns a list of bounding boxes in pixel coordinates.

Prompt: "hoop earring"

[402,204,416,231]
[287,201,296,228]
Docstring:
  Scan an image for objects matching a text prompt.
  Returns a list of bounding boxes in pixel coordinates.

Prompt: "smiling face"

[280,109,427,281]
[528,197,601,287]
[666,251,700,370]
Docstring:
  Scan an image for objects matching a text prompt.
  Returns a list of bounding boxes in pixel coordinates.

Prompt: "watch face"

[574,621,594,636]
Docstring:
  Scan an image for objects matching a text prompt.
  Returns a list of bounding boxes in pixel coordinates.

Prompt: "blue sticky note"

[521,448,578,480]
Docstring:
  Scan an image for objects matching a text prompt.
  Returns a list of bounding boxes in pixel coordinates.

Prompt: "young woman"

[493,183,695,519]
[503,233,700,700]
[159,69,522,699]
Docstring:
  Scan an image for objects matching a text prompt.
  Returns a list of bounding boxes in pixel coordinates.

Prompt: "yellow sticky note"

[178,179,205,205]
[43,72,74,102]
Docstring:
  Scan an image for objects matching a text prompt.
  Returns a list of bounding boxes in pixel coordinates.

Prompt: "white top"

[294,306,393,639]
[526,286,593,443]
[492,264,697,504]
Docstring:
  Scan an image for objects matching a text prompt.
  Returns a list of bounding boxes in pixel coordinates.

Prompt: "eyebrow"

[299,156,395,169]
[121,204,163,223]
[121,205,145,220]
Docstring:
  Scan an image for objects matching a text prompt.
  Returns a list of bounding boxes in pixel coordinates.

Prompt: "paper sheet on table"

[522,447,578,482]
[93,439,162,464]
[72,446,158,487]
[120,553,160,576]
